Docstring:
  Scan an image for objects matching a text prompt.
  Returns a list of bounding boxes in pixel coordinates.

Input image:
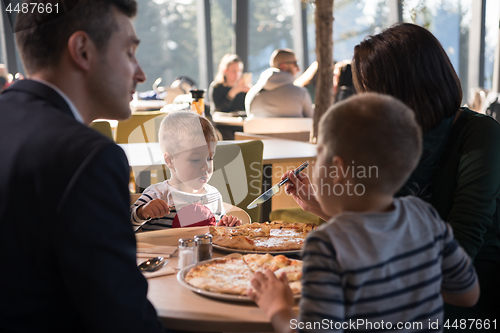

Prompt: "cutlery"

[138,256,168,272]
[247,161,309,209]
[168,192,221,211]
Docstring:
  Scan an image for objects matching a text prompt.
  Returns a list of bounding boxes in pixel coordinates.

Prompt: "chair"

[115,111,168,143]
[90,120,113,140]
[131,140,264,223]
[243,117,312,142]
[209,140,264,223]
[233,132,278,141]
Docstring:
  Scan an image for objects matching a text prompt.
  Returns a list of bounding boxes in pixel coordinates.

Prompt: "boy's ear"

[331,155,346,185]
[164,153,174,169]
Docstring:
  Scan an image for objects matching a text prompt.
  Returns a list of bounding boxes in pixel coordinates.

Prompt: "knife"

[247,161,309,210]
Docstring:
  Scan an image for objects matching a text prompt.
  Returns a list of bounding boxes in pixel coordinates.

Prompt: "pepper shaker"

[178,238,197,269]
[195,234,212,262]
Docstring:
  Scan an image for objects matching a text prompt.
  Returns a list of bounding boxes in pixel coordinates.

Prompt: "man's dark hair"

[15,0,137,75]
[352,23,462,132]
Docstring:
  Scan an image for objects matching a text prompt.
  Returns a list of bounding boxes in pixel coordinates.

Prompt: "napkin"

[142,264,177,279]
[136,242,178,258]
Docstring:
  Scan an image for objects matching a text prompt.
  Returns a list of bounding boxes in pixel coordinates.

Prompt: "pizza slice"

[185,257,254,295]
[243,254,302,281]
[211,235,257,251]
[209,225,270,238]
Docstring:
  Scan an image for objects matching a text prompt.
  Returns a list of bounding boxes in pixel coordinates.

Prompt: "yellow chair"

[243,117,312,142]
[115,111,167,143]
[90,120,113,140]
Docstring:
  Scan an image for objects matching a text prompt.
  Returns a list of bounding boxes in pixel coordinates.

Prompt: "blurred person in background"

[246,48,313,118]
[208,54,249,113]
[333,60,356,103]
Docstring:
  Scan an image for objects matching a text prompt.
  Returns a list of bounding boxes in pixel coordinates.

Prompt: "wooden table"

[119,139,317,217]
[136,227,299,331]
[119,139,316,173]
[211,112,246,126]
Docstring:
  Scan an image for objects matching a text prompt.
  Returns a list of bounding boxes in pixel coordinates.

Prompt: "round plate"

[177,258,301,302]
[213,244,300,255]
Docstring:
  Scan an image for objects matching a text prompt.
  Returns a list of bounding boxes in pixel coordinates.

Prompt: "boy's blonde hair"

[159,112,218,156]
[319,93,422,195]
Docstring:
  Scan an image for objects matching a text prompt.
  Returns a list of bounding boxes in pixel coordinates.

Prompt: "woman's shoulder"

[210,82,225,90]
[454,107,500,139]
[460,107,500,128]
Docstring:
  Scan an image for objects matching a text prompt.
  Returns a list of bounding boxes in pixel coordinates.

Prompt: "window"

[247,0,295,80]
[134,0,199,92]
[307,0,391,65]
[402,0,472,96]
[210,0,234,76]
[484,0,499,89]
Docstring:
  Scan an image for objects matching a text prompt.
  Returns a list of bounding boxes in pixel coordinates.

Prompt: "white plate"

[213,244,300,255]
[177,258,301,302]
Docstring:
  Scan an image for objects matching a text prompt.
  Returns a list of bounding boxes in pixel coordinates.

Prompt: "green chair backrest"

[210,140,264,223]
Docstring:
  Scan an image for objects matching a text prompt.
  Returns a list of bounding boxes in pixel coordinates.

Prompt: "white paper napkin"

[142,266,177,279]
[136,242,177,258]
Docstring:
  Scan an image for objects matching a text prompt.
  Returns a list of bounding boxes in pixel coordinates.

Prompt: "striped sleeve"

[130,190,158,231]
[298,231,344,333]
[440,222,478,294]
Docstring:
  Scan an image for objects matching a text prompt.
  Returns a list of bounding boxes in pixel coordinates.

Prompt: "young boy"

[248,93,479,332]
[131,111,241,231]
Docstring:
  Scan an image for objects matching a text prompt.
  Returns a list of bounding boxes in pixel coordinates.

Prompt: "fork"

[168,192,221,211]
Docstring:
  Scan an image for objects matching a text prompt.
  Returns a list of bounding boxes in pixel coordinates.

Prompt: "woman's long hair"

[352,23,462,132]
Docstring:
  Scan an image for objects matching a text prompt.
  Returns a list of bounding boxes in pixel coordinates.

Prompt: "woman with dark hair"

[282,23,500,323]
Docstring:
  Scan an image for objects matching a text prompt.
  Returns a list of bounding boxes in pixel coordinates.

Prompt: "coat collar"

[4,79,74,119]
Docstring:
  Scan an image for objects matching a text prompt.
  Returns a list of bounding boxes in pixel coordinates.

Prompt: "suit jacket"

[0,80,163,332]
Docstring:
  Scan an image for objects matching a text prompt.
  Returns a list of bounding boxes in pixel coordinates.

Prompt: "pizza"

[209,221,316,252]
[184,253,302,295]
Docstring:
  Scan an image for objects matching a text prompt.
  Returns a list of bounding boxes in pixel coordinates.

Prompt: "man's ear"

[164,153,174,169]
[331,155,347,185]
[67,31,95,71]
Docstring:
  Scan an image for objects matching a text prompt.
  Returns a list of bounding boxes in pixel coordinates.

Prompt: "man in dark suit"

[0,1,164,332]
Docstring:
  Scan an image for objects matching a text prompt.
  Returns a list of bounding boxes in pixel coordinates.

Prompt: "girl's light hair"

[159,112,218,156]
[214,54,243,84]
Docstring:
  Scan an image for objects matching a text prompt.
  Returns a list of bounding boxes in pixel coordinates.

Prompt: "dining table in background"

[119,139,317,221]
[136,226,299,331]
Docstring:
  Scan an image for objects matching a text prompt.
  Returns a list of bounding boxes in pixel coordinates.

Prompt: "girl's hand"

[137,199,170,220]
[217,215,242,227]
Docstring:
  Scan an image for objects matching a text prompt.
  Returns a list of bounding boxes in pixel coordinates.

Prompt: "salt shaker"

[178,238,197,269]
[194,234,212,262]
